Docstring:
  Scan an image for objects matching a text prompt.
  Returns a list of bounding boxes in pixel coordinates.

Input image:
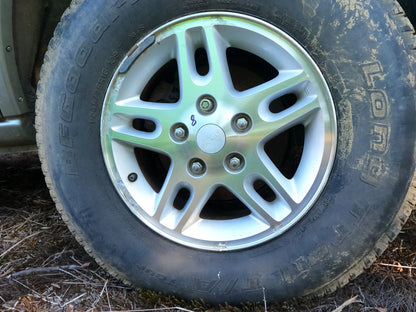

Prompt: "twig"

[11,278,41,297]
[68,265,96,283]
[2,303,20,311]
[331,296,362,312]
[105,280,112,311]
[60,281,129,289]
[41,247,68,266]
[62,293,87,307]
[377,262,416,270]
[262,287,267,312]
[0,268,13,278]
[3,264,89,279]
[58,266,94,285]
[91,279,108,309]
[2,219,29,233]
[1,206,31,214]
[0,231,42,259]
[8,292,58,307]
[71,255,109,283]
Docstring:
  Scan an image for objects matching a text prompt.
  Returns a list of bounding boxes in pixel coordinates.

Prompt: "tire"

[36,0,416,304]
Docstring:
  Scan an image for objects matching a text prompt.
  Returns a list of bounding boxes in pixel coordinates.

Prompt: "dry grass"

[1,153,416,311]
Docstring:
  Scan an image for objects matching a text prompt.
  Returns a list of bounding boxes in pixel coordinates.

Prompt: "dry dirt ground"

[2,152,416,312]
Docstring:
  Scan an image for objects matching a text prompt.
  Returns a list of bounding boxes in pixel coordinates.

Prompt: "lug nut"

[232,114,252,133]
[171,124,188,142]
[175,127,186,139]
[190,160,206,175]
[229,157,241,169]
[198,97,216,114]
[200,99,214,111]
[236,117,249,131]
[192,162,204,174]
[128,172,138,182]
[226,154,245,172]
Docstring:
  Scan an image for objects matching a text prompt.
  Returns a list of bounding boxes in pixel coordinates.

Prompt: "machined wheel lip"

[100,12,337,251]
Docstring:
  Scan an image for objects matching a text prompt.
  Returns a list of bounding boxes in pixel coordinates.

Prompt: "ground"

[1,152,416,312]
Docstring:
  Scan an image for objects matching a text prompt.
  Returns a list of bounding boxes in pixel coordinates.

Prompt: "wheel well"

[13,0,71,105]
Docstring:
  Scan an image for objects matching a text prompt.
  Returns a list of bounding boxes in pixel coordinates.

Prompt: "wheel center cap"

[196,124,226,154]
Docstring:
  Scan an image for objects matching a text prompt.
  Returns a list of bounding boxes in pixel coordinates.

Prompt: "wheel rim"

[101,12,337,251]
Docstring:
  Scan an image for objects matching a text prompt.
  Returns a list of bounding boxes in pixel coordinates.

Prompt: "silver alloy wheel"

[101,12,337,251]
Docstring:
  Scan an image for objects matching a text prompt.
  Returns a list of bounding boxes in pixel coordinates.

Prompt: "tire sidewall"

[39,0,416,303]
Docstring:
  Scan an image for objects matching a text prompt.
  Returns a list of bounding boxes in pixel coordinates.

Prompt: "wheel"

[36,0,416,304]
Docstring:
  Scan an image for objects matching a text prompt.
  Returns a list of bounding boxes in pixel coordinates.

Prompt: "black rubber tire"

[36,0,416,304]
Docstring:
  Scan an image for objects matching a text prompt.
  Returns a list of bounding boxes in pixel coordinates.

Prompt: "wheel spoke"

[174,182,215,233]
[112,96,177,121]
[153,164,185,221]
[255,95,320,139]
[242,70,308,110]
[176,31,197,90]
[250,155,297,208]
[227,153,297,224]
[154,164,215,232]
[227,181,278,226]
[109,126,171,154]
[203,26,233,91]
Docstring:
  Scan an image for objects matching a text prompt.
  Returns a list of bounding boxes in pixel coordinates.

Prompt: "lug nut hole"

[128,172,138,182]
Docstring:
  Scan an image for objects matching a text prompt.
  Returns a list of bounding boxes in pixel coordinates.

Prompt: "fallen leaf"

[393,261,404,272]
